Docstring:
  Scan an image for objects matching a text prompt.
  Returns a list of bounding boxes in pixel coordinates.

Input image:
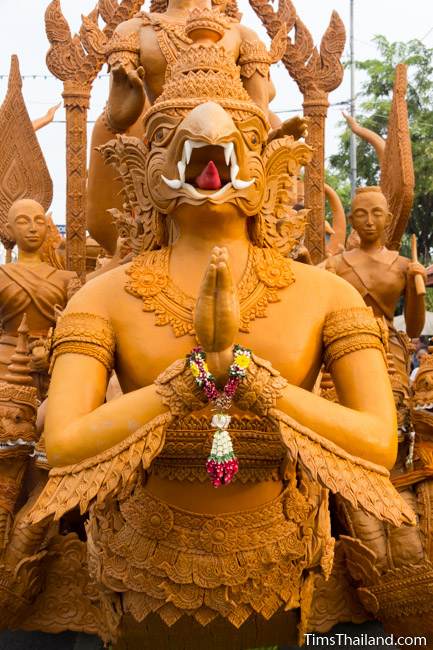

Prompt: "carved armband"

[154,359,208,417]
[50,312,115,373]
[239,40,271,79]
[105,30,141,71]
[239,26,286,79]
[323,307,387,371]
[235,354,288,415]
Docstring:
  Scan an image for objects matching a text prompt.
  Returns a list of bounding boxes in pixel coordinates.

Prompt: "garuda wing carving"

[249,136,312,257]
[99,135,168,255]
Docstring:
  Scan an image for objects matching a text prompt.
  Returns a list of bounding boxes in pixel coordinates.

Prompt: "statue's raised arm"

[103,2,289,132]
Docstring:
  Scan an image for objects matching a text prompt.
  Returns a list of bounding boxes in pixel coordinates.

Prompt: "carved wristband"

[235,354,288,416]
[154,359,208,417]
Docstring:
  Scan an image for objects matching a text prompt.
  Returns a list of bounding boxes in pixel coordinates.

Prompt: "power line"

[0,73,109,80]
[273,99,352,115]
[420,26,433,42]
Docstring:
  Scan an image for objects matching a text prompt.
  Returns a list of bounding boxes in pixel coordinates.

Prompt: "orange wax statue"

[105,3,287,130]
[323,187,425,409]
[87,1,307,254]
[320,187,433,642]
[0,199,79,398]
[28,16,411,648]
[0,318,39,552]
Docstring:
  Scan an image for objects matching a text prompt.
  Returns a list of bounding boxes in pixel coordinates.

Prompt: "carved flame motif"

[101,136,167,254]
[0,56,53,247]
[249,136,312,256]
[249,0,345,96]
[248,0,297,41]
[44,0,143,84]
[381,64,415,250]
[98,0,120,25]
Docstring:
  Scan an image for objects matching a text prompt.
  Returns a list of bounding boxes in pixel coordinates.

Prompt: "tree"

[328,36,433,263]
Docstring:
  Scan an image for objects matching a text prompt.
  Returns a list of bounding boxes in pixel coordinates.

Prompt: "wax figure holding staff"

[323,186,426,391]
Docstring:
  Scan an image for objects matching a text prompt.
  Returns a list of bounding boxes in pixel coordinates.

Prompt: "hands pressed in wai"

[194,247,240,380]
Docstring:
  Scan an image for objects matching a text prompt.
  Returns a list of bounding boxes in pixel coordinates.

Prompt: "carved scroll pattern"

[44,0,143,277]
[100,135,167,254]
[308,541,370,633]
[20,534,120,643]
[0,56,53,248]
[248,0,346,263]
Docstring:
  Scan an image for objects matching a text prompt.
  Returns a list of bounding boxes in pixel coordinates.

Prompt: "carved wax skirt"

[87,478,328,636]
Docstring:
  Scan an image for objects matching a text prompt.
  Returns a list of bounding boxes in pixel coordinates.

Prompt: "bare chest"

[110,284,324,393]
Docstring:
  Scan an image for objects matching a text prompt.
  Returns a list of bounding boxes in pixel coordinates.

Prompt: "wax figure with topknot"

[0,199,79,399]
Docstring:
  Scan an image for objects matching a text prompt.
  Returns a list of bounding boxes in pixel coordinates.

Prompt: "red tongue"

[195,160,222,190]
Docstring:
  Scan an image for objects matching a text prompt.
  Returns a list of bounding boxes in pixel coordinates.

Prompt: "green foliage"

[328,36,433,263]
[325,170,351,224]
[426,287,433,313]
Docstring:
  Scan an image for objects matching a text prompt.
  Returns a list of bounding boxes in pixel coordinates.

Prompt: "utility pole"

[350,0,357,197]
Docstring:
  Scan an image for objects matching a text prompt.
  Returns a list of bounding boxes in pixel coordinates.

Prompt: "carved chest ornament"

[125,245,294,337]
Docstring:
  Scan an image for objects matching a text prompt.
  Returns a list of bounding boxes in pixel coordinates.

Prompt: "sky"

[1,0,432,224]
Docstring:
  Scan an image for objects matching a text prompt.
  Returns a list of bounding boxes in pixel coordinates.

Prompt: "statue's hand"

[407,261,426,279]
[267,115,309,144]
[44,102,61,122]
[342,111,362,135]
[280,115,309,140]
[30,344,49,373]
[107,64,146,132]
[195,247,240,353]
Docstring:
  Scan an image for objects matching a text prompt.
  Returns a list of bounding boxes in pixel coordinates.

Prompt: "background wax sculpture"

[87,0,308,254]
[0,0,429,648]
[0,200,79,400]
[319,187,433,639]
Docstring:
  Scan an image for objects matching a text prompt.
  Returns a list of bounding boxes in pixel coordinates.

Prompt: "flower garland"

[187,345,252,487]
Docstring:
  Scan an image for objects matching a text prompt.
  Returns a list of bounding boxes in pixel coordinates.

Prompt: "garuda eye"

[243,129,261,149]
